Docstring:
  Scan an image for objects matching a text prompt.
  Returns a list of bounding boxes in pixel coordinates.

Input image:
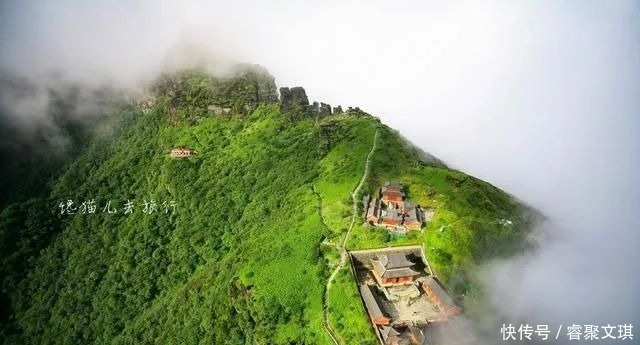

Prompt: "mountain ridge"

[0,66,540,345]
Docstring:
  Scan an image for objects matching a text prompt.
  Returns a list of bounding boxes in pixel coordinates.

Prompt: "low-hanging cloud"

[1,0,639,343]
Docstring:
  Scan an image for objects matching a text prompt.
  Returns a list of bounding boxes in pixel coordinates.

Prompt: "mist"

[1,0,639,343]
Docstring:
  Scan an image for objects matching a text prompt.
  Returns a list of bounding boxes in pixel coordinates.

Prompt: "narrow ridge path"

[323,130,378,345]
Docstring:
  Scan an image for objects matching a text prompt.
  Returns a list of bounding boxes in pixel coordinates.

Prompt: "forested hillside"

[0,67,538,345]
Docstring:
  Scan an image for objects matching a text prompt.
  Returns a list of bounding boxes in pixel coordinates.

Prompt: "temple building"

[360,285,391,326]
[351,247,465,345]
[380,324,425,345]
[402,203,422,229]
[363,182,424,231]
[370,253,420,287]
[364,196,381,224]
[381,208,401,226]
[421,276,462,317]
[381,182,406,204]
[170,147,195,158]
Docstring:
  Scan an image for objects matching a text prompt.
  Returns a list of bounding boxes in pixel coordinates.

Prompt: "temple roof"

[424,276,457,311]
[371,253,420,278]
[403,203,422,225]
[381,182,406,197]
[381,188,406,197]
[384,181,404,189]
[380,324,424,345]
[360,285,387,321]
[382,253,415,269]
[380,325,402,340]
[381,267,420,278]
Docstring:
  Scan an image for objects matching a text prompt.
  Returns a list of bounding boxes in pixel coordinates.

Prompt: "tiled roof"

[380,324,424,345]
[384,181,404,189]
[360,284,387,321]
[386,253,415,268]
[424,276,457,311]
[381,181,406,197]
[372,253,419,278]
[381,189,406,197]
[383,267,420,278]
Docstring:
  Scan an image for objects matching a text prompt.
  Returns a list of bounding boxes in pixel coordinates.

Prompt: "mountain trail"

[322,130,378,345]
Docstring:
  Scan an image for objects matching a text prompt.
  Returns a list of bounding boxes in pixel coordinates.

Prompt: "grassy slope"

[0,87,535,345]
[328,125,536,343]
[0,100,384,345]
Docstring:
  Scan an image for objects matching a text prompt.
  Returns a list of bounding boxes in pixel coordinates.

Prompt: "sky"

[1,0,639,342]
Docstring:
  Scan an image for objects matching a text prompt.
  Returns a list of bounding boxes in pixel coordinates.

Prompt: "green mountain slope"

[0,68,538,345]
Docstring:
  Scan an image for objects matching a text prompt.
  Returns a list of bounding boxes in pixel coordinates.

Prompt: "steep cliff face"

[151,64,278,123]
[0,66,539,345]
[279,86,341,119]
[279,86,310,116]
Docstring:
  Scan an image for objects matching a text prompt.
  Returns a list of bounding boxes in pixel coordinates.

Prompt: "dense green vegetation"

[0,69,536,345]
[327,126,539,334]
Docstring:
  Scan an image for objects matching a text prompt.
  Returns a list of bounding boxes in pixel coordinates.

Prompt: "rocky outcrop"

[319,102,332,116]
[151,64,279,123]
[346,106,368,117]
[308,101,333,117]
[279,86,310,116]
[233,64,279,105]
[137,95,156,114]
[279,86,342,120]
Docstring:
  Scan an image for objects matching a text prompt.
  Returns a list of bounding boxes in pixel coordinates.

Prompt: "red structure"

[380,182,406,203]
[370,253,420,287]
[380,210,400,226]
[402,203,422,230]
[422,276,462,317]
[363,182,424,231]
[360,285,391,326]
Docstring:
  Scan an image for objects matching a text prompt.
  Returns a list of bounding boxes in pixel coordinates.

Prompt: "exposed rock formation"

[233,64,279,105]
[310,101,320,114]
[319,102,332,116]
[347,106,368,117]
[279,86,309,116]
[137,95,156,114]
[279,86,338,120]
[151,64,278,123]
